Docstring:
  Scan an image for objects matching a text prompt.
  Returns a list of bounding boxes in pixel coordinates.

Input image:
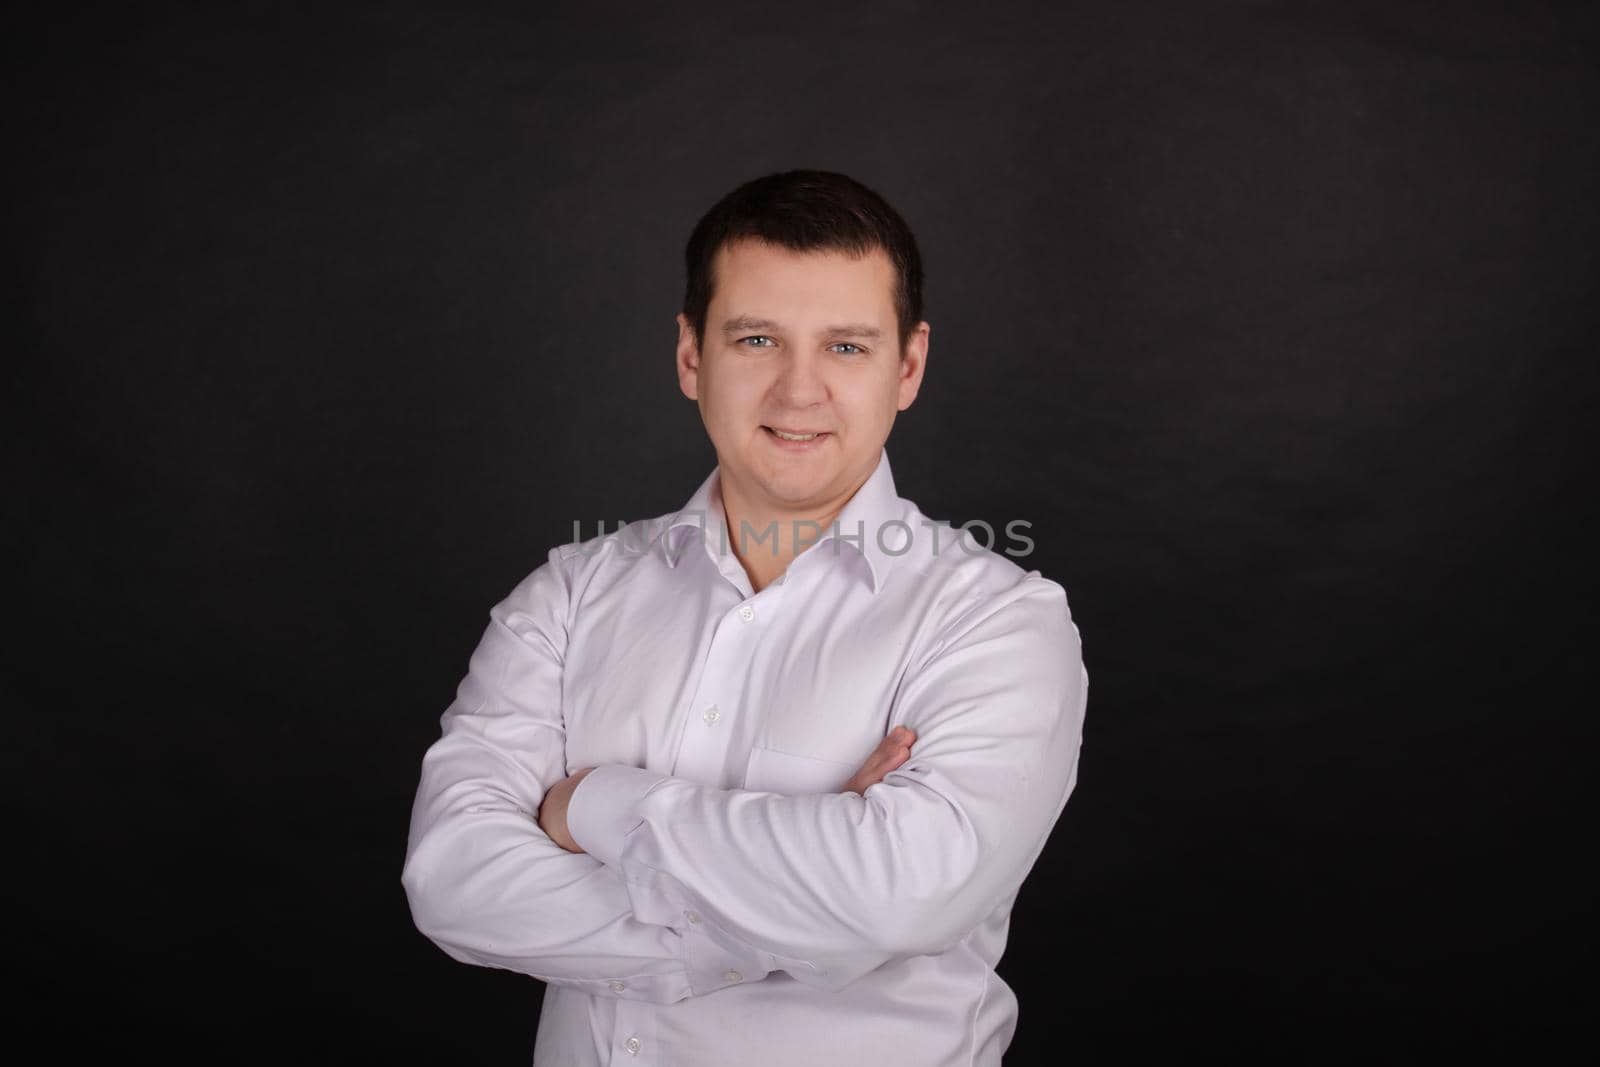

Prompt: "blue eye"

[736,336,865,354]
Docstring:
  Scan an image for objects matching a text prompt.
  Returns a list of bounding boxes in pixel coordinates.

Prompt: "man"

[402,170,1088,1065]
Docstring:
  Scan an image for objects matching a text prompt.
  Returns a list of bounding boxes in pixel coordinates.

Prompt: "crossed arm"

[536,726,916,851]
[402,548,1087,1001]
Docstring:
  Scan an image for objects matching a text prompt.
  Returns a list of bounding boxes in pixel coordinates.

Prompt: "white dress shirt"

[402,447,1088,1066]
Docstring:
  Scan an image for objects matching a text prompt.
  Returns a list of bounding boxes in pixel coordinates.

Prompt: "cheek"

[702,371,765,423]
[851,375,902,420]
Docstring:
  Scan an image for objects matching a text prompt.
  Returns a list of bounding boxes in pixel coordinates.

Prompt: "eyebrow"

[720,315,883,340]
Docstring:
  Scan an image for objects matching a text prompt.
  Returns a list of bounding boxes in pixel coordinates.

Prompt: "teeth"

[770,428,819,441]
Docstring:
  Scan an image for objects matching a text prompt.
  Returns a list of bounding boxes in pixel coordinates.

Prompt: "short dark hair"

[682,170,925,354]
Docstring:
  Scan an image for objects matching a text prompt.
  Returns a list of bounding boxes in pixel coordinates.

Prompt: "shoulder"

[892,508,1082,663]
[496,508,681,619]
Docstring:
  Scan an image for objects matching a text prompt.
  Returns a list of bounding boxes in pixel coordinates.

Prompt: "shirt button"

[738,604,755,622]
[702,705,721,725]
[724,970,743,983]
[609,980,627,993]
[625,1036,642,1055]
[684,909,701,924]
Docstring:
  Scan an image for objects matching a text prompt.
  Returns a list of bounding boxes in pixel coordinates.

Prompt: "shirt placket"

[672,573,790,789]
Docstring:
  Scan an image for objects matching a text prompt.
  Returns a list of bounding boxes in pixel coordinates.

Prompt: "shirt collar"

[660,447,907,595]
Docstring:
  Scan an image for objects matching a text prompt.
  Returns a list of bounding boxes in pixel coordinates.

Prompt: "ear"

[676,313,701,401]
[895,321,930,411]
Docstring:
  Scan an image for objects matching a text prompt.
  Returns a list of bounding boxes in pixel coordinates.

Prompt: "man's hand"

[538,766,595,853]
[843,725,917,795]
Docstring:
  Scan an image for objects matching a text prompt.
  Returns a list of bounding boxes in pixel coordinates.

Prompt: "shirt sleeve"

[401,547,776,1003]
[565,572,1089,993]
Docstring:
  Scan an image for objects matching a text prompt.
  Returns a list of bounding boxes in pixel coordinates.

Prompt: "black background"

[9,1,1597,1062]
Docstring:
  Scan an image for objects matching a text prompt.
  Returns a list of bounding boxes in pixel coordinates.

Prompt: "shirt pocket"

[744,745,855,796]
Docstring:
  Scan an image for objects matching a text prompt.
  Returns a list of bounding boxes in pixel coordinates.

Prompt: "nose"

[772,349,828,409]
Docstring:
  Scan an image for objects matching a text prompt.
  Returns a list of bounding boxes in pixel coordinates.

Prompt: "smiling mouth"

[763,426,830,442]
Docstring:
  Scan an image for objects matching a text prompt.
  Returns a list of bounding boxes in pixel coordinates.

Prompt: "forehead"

[710,239,895,323]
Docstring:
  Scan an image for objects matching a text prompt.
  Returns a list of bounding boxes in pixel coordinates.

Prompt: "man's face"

[676,238,929,517]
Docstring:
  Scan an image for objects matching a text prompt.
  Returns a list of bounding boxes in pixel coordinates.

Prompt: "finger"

[868,742,908,772]
[856,751,910,792]
[870,731,914,764]
[864,739,900,767]
[881,726,915,753]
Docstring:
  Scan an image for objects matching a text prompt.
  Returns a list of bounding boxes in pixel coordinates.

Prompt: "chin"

[759,467,834,499]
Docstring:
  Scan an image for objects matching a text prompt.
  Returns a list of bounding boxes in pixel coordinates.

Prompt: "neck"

[718,475,862,593]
